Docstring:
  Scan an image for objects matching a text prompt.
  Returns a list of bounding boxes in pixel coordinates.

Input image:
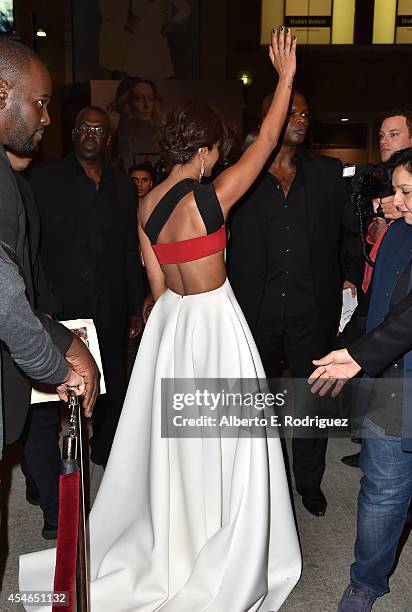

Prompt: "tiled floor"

[0,432,410,611]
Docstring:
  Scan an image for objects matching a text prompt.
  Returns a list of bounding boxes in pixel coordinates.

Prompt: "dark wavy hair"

[387,147,412,176]
[158,100,229,168]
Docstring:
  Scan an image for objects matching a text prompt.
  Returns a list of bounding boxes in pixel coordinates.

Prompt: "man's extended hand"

[307,348,362,397]
[65,333,100,416]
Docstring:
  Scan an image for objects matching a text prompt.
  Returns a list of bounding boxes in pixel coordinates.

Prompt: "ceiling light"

[237,71,253,87]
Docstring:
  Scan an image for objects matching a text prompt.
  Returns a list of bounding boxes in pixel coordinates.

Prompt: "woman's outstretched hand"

[269,27,296,84]
[307,349,362,397]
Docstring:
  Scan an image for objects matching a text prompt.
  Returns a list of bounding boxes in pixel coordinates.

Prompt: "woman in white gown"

[20,29,301,611]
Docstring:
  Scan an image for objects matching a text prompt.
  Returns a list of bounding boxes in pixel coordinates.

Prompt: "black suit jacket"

[227,149,351,340]
[349,271,412,376]
[14,173,61,314]
[30,154,145,332]
[0,153,72,444]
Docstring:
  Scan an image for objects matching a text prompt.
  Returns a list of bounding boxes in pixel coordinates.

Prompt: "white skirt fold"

[20,280,301,611]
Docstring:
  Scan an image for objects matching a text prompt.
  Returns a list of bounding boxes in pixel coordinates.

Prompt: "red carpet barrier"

[52,471,80,612]
[52,388,89,611]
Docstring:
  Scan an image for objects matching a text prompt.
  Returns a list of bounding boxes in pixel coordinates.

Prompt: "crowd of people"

[0,29,411,612]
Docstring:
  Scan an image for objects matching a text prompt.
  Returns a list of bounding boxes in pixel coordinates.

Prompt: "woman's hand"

[269,27,296,84]
[307,349,362,397]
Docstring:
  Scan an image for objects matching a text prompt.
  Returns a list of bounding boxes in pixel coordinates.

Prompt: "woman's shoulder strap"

[193,182,224,234]
[144,178,194,243]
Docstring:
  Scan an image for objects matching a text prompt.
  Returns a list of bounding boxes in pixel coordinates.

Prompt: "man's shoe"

[341,452,360,468]
[338,584,376,611]
[42,522,58,540]
[296,486,327,516]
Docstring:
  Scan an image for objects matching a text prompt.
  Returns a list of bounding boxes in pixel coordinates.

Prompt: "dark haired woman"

[308,147,412,612]
[21,30,301,612]
[108,77,163,169]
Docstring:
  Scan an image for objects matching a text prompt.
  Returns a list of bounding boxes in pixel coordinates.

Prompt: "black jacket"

[30,154,145,332]
[349,269,412,377]
[227,149,352,340]
[0,151,72,445]
[14,173,61,314]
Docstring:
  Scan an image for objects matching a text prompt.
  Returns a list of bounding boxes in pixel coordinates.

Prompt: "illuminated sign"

[285,16,332,28]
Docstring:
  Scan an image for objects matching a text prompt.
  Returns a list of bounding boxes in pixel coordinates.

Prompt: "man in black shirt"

[227,90,351,516]
[31,106,146,466]
[4,150,99,539]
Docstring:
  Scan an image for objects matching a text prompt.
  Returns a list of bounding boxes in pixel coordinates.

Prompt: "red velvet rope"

[52,472,80,612]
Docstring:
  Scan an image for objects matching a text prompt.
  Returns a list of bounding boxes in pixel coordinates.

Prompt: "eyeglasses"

[75,124,107,137]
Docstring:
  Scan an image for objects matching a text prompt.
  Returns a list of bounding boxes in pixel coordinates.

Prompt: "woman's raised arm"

[215,28,296,213]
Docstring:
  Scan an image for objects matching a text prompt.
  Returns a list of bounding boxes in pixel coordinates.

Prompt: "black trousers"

[253,310,334,491]
[90,329,128,466]
[22,404,61,525]
[23,328,129,523]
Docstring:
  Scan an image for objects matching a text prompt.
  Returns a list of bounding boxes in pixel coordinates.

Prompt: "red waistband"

[151,224,226,264]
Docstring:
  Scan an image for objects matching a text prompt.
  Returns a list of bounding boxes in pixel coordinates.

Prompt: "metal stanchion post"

[63,388,90,612]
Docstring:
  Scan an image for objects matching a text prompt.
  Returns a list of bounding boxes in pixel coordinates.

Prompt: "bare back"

[139,177,227,296]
